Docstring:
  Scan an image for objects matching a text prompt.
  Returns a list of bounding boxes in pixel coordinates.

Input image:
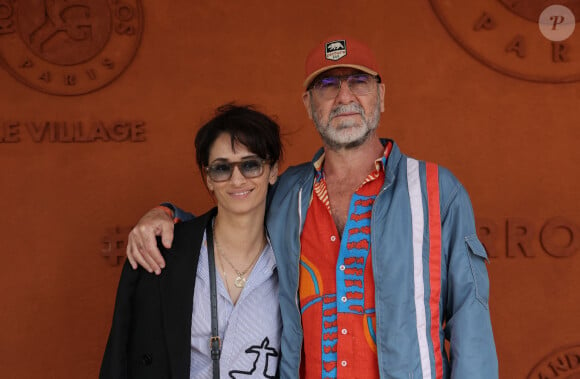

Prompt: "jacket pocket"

[465,234,490,307]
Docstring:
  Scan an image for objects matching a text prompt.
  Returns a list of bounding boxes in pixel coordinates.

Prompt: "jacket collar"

[309,138,402,189]
[383,139,402,189]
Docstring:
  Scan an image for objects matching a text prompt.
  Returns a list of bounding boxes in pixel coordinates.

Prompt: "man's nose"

[334,80,357,104]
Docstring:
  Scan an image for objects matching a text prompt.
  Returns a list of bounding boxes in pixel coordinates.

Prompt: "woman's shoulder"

[170,208,216,252]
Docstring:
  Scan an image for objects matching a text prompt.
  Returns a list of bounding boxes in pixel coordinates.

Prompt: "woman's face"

[205,133,278,218]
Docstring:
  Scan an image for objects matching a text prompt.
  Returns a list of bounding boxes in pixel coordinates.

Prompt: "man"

[126,36,498,378]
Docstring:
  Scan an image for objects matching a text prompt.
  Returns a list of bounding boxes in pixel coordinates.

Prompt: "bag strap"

[205,218,221,379]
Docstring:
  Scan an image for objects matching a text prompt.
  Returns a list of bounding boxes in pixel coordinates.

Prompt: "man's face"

[302,68,385,151]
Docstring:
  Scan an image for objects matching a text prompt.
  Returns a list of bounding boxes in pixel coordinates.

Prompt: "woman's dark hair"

[195,103,283,171]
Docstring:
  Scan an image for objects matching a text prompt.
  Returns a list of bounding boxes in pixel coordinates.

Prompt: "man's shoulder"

[277,162,313,186]
[395,146,460,185]
[267,161,313,206]
[395,147,465,197]
[281,161,312,177]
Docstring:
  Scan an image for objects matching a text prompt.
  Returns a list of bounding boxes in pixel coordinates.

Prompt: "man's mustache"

[329,104,364,120]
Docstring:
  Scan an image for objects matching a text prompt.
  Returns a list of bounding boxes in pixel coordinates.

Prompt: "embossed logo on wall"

[429,0,580,83]
[0,120,146,142]
[527,344,580,378]
[477,217,580,259]
[0,0,143,95]
[102,226,132,265]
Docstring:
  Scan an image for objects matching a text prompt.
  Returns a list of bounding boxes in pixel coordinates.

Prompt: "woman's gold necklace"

[215,250,231,294]
[214,233,263,288]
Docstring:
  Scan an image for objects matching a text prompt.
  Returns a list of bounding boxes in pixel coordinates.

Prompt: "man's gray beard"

[319,126,374,151]
[312,101,381,151]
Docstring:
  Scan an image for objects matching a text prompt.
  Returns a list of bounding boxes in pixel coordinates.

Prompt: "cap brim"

[303,64,378,88]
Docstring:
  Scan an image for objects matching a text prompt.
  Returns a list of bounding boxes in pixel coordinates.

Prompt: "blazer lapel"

[159,209,215,379]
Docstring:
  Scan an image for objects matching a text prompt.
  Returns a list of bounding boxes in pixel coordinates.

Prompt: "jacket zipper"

[294,187,304,376]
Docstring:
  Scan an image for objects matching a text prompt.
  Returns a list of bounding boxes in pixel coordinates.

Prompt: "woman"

[100,104,283,379]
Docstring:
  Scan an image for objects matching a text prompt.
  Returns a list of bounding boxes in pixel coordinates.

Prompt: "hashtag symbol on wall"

[102,226,132,266]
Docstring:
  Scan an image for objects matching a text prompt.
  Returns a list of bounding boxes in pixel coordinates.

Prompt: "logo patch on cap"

[325,40,346,61]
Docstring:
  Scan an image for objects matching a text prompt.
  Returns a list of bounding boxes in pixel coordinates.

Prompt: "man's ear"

[302,91,313,120]
[379,83,386,113]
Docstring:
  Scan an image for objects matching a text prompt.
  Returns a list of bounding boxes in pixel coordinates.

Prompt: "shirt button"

[341,296,347,303]
[330,235,337,242]
[339,265,345,271]
[341,360,347,367]
[341,328,348,335]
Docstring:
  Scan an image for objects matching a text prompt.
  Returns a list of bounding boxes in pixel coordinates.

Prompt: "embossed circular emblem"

[527,344,580,379]
[0,0,142,95]
[539,5,576,42]
[429,0,580,83]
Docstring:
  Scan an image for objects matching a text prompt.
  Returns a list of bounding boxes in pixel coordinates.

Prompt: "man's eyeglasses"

[310,73,379,100]
[205,158,269,182]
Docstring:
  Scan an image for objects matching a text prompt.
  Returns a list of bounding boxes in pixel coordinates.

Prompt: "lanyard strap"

[205,218,221,379]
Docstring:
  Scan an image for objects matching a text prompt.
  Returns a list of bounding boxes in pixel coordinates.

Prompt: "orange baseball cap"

[303,36,380,88]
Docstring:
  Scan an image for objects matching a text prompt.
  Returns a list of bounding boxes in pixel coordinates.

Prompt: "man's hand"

[126,207,174,275]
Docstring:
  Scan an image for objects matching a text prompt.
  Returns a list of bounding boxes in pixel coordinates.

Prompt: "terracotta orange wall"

[1,1,579,377]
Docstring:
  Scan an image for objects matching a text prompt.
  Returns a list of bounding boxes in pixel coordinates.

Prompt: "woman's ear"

[206,175,214,192]
[268,162,279,185]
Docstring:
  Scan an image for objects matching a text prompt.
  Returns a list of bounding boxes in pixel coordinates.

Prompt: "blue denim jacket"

[174,140,498,379]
